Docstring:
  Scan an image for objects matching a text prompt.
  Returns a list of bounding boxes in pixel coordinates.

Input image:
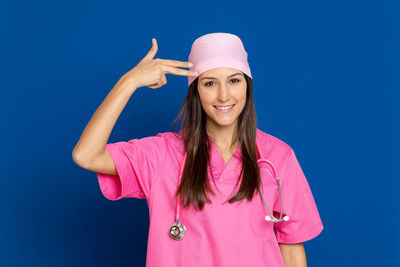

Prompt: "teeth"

[215,104,234,110]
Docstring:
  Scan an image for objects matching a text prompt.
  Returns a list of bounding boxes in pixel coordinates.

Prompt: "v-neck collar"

[207,136,242,183]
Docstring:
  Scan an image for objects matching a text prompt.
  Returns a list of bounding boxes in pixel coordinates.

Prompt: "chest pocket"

[249,164,279,239]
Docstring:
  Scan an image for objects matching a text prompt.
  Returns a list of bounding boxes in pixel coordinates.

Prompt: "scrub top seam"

[281,147,294,180]
[148,133,169,204]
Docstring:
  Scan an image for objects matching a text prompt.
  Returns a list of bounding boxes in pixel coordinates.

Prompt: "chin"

[210,118,238,128]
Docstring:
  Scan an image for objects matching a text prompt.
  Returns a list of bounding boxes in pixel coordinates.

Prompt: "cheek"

[236,90,247,112]
[197,89,205,103]
[236,89,247,104]
[198,90,213,106]
[197,94,212,112]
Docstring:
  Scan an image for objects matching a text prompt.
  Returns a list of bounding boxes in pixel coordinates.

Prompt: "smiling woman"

[197,68,247,130]
[73,32,323,267]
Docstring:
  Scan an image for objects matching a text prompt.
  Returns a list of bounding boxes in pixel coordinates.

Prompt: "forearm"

[279,243,307,267]
[72,76,137,166]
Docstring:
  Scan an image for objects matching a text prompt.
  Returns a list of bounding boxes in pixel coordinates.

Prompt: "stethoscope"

[169,142,290,240]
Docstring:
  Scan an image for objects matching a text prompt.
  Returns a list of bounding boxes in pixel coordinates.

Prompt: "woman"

[72,32,324,267]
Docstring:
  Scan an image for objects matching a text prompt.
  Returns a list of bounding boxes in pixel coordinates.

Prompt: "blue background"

[1,0,398,266]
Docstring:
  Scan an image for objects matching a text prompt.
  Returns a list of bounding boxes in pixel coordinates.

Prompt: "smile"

[214,104,235,112]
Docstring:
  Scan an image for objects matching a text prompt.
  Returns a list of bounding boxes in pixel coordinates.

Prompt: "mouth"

[214,104,235,112]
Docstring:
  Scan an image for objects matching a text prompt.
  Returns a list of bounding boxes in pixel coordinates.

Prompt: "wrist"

[118,75,138,94]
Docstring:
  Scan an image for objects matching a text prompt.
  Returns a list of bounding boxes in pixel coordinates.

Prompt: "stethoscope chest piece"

[169,219,186,240]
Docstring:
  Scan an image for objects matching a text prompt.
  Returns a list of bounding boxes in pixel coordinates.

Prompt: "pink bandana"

[188,32,252,87]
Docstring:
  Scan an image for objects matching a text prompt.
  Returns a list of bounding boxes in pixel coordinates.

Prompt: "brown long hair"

[171,73,260,211]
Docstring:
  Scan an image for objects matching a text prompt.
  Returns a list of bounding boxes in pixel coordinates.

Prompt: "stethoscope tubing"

[170,142,289,240]
[257,158,287,222]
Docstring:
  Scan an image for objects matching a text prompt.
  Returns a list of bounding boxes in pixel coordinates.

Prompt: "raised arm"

[72,38,197,174]
[72,76,136,174]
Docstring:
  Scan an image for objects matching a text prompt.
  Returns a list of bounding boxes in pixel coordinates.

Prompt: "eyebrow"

[199,72,243,81]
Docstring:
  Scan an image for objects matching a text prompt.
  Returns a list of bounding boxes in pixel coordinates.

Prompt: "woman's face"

[197,67,247,130]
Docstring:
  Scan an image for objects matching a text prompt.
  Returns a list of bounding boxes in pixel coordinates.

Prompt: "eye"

[204,81,215,87]
[230,78,240,84]
[204,79,240,87]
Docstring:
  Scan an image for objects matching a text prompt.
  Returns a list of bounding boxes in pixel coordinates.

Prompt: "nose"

[217,84,230,102]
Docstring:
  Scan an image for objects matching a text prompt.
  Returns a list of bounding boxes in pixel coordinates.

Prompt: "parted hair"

[171,73,261,211]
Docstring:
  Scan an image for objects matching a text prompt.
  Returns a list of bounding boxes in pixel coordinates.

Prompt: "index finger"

[161,65,198,77]
[157,58,193,68]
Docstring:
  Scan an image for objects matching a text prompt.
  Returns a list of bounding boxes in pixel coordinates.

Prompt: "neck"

[206,119,239,152]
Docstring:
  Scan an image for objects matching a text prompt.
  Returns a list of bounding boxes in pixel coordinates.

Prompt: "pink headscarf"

[187,32,252,87]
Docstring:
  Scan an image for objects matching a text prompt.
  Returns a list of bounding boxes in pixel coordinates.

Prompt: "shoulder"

[153,131,183,146]
[131,131,181,143]
[256,128,294,160]
[132,130,184,155]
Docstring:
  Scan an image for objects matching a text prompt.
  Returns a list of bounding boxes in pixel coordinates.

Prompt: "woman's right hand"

[122,38,198,89]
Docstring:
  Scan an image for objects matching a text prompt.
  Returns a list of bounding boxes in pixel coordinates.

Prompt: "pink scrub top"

[96,128,324,267]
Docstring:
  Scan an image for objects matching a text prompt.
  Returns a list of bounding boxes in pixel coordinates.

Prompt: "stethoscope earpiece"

[265,215,290,222]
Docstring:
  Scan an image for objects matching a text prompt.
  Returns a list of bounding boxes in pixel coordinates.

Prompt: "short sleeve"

[272,148,324,243]
[96,133,167,201]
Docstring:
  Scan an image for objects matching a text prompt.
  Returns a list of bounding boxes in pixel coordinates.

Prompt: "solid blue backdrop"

[0,0,398,266]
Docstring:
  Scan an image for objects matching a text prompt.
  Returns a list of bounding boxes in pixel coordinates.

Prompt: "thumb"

[143,38,158,60]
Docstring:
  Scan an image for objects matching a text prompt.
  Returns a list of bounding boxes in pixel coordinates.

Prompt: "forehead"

[200,67,242,78]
